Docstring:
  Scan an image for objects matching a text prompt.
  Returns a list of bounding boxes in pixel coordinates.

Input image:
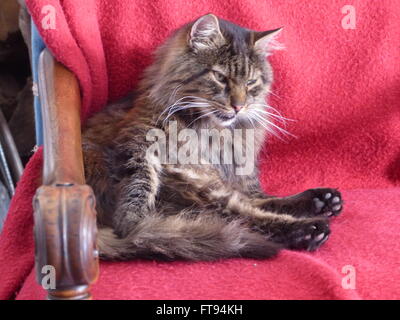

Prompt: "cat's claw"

[271,219,331,251]
[289,219,331,251]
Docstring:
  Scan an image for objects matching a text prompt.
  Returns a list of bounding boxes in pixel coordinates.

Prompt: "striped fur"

[83,14,342,261]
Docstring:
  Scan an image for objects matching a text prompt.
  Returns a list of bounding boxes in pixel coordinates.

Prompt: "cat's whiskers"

[248,111,283,140]
[248,109,296,140]
[161,97,211,125]
[157,96,187,124]
[187,110,218,127]
[251,108,293,127]
[249,103,295,123]
[157,95,210,125]
[266,89,281,100]
[170,84,183,101]
[209,100,226,109]
[251,110,289,134]
[180,95,226,109]
[157,92,225,125]
[163,103,210,125]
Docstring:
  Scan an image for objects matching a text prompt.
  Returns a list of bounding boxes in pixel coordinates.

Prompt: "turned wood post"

[33,49,99,300]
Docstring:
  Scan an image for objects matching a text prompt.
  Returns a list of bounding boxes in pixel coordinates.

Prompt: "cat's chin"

[219,117,236,127]
[212,112,237,127]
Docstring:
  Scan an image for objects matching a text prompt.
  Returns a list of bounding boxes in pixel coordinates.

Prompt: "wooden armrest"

[33,49,99,300]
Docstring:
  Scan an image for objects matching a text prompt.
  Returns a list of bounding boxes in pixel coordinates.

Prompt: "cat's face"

[157,14,281,128]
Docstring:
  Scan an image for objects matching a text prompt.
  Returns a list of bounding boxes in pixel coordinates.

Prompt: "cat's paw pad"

[285,219,331,251]
[310,188,343,217]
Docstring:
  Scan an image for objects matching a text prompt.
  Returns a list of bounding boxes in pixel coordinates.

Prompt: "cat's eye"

[247,79,257,86]
[213,71,227,83]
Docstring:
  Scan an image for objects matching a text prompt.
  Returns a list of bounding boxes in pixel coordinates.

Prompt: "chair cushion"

[14,187,400,300]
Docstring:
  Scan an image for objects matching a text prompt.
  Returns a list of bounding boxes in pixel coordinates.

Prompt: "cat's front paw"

[271,218,331,251]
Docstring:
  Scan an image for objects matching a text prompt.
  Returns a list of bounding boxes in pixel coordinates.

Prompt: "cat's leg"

[242,179,343,218]
[216,191,331,251]
[161,167,332,251]
[251,188,343,218]
[112,152,162,238]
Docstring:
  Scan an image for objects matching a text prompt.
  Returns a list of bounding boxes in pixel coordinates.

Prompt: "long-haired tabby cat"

[83,14,343,261]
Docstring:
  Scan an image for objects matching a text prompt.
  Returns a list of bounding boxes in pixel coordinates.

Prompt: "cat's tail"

[97,214,281,261]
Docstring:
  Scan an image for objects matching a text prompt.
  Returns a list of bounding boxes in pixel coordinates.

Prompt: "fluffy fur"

[83,14,343,261]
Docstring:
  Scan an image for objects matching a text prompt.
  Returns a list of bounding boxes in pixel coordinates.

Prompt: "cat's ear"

[253,27,283,54]
[189,14,225,50]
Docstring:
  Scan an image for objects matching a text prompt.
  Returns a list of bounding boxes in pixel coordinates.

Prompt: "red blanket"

[1,0,400,299]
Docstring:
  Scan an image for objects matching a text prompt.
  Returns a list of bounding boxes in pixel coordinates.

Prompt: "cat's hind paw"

[309,188,343,217]
[282,219,331,251]
[269,218,331,251]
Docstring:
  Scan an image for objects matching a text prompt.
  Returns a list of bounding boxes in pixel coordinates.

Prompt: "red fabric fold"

[1,0,399,299]
[0,150,42,299]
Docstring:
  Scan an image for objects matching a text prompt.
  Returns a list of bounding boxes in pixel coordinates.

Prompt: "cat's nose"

[232,104,243,113]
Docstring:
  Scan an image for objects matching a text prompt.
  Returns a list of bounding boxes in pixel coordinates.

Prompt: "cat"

[83,14,343,261]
